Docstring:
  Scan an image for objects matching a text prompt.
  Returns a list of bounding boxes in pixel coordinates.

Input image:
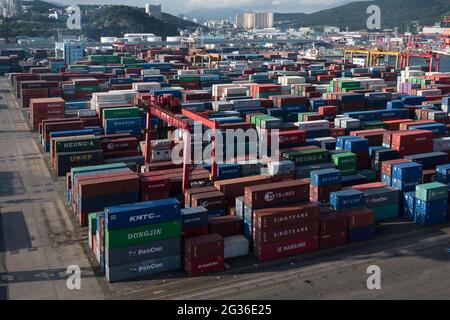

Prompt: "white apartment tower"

[255,12,273,29]
[236,12,273,29]
[145,3,162,20]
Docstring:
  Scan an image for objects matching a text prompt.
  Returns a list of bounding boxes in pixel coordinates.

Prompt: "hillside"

[83,6,198,39]
[275,0,450,31]
[0,1,199,39]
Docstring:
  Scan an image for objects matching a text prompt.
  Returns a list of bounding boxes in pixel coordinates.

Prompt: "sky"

[53,0,364,15]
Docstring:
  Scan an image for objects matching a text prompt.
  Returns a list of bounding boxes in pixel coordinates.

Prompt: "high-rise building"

[235,12,273,29]
[255,12,273,29]
[9,0,21,16]
[235,13,245,29]
[145,3,162,20]
[55,41,84,65]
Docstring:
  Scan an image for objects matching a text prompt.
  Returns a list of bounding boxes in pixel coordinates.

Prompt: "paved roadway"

[0,76,449,300]
[0,77,104,299]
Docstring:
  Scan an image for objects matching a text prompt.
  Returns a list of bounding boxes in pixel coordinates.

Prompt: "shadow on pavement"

[1,211,32,252]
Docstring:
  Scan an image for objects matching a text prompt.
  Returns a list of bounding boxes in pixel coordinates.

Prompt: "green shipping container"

[361,121,387,130]
[340,167,357,176]
[415,182,448,202]
[105,221,181,249]
[251,115,270,126]
[282,148,328,166]
[371,204,399,221]
[297,112,315,122]
[357,169,377,182]
[76,86,100,93]
[332,152,357,168]
[338,81,360,89]
[56,136,101,153]
[88,213,97,235]
[102,107,140,119]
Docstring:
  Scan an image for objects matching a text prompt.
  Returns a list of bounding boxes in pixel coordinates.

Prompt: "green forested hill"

[275,0,450,31]
[0,1,199,39]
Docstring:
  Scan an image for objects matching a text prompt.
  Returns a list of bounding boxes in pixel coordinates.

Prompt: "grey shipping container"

[363,187,400,208]
[105,254,181,282]
[105,237,181,267]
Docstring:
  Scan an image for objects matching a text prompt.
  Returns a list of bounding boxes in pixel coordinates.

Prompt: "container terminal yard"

[1,38,450,301]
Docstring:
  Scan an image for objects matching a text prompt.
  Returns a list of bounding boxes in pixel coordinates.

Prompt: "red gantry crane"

[399,50,441,72]
[142,94,219,198]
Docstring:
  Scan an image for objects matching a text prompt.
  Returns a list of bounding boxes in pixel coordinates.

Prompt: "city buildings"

[236,12,273,29]
[0,0,22,17]
[55,42,84,65]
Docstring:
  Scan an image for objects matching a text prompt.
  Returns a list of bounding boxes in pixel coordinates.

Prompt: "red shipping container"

[191,191,226,210]
[184,186,218,207]
[140,175,170,193]
[244,179,310,209]
[329,128,346,137]
[345,207,375,229]
[349,182,387,191]
[320,231,347,249]
[422,169,436,183]
[276,130,306,146]
[399,120,435,131]
[141,190,170,201]
[208,216,241,237]
[320,212,348,234]
[381,159,410,176]
[391,130,433,146]
[318,106,337,117]
[253,202,319,230]
[101,137,138,152]
[73,170,134,201]
[185,256,224,276]
[182,225,209,239]
[254,235,319,261]
[184,233,224,260]
[382,119,414,131]
[392,142,433,156]
[310,184,342,203]
[78,174,139,199]
[254,220,319,244]
[303,113,323,121]
[214,175,271,207]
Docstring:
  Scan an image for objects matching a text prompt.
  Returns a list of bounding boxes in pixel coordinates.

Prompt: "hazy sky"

[54,0,363,15]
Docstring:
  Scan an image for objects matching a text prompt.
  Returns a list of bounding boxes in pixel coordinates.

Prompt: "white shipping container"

[267,160,295,176]
[224,235,249,259]
[151,149,171,162]
[340,118,361,129]
[177,69,198,75]
[280,76,306,86]
[294,120,330,131]
[224,87,247,96]
[212,101,234,111]
[141,69,161,76]
[78,109,97,118]
[132,82,161,91]
[417,89,442,97]
[428,111,447,121]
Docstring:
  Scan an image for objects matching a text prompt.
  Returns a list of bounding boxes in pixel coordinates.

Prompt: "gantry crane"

[142,95,219,198]
[399,51,440,72]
